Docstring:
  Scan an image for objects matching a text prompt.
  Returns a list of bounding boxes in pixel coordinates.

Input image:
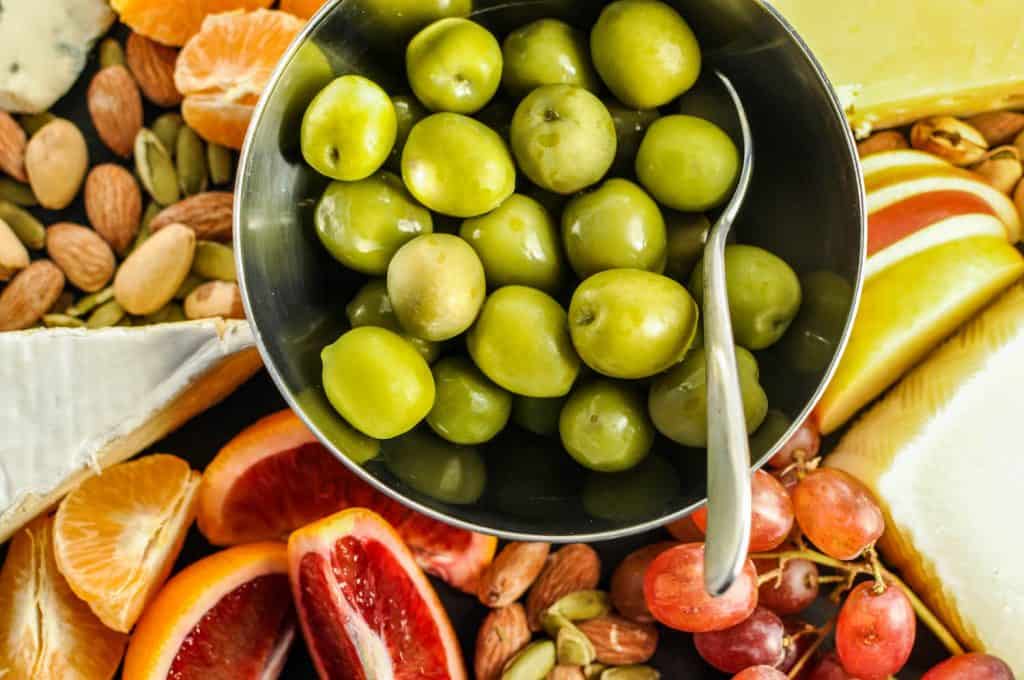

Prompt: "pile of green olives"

[302,0,803,504]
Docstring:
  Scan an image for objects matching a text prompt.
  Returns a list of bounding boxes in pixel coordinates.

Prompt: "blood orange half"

[288,508,467,680]
[197,409,497,592]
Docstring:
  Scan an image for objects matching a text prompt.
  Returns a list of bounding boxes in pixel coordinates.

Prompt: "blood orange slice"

[122,543,295,680]
[288,508,467,680]
[197,409,497,592]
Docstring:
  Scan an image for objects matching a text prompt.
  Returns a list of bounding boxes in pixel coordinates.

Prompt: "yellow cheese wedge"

[0,320,261,543]
[829,282,1024,674]
[771,0,1024,136]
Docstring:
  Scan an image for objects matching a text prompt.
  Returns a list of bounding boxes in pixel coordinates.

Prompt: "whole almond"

[856,130,908,158]
[548,666,586,680]
[88,65,143,158]
[85,164,143,255]
[184,280,244,320]
[526,544,601,631]
[968,111,1024,146]
[25,120,89,210]
[114,222,196,315]
[475,603,531,680]
[0,217,30,281]
[150,191,234,241]
[478,542,551,608]
[0,260,65,330]
[46,223,116,293]
[0,111,27,182]
[125,32,183,107]
[576,615,658,665]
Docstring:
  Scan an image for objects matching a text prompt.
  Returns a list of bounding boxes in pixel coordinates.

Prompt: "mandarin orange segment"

[174,9,306,149]
[280,0,328,19]
[54,454,201,633]
[0,517,127,680]
[111,0,275,47]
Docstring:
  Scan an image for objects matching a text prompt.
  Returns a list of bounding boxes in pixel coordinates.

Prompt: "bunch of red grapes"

[632,421,1015,680]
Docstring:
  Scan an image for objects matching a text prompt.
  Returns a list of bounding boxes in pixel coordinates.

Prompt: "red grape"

[921,653,1015,680]
[693,470,795,552]
[733,666,788,680]
[610,541,677,623]
[768,419,821,469]
[755,558,819,615]
[644,543,758,633]
[694,606,786,673]
[806,651,861,679]
[792,468,884,560]
[775,618,817,674]
[836,581,915,679]
[666,515,705,542]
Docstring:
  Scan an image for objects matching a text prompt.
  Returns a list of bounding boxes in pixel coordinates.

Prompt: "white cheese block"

[0,0,115,113]
[0,319,261,543]
[829,282,1024,674]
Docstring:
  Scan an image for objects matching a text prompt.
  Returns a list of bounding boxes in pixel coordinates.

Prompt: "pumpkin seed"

[127,201,160,256]
[176,126,209,196]
[556,624,596,667]
[501,640,556,680]
[98,38,124,68]
[86,299,126,328]
[207,143,236,185]
[174,273,205,300]
[584,664,607,680]
[542,612,574,639]
[143,302,186,324]
[191,241,235,281]
[546,591,610,623]
[135,129,180,206]
[19,112,56,137]
[599,666,660,680]
[0,178,37,207]
[0,200,45,249]
[42,314,86,328]
[66,286,114,317]
[151,113,184,157]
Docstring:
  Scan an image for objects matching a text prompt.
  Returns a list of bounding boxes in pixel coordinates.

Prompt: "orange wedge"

[280,0,326,18]
[0,516,127,680]
[123,542,295,680]
[111,0,274,47]
[53,454,201,633]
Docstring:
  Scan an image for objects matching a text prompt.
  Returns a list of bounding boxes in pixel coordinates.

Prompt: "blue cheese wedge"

[0,0,115,113]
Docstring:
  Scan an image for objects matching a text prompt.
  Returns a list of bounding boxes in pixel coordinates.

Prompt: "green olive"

[780,270,854,374]
[689,244,802,350]
[511,395,566,437]
[345,279,440,362]
[389,95,428,168]
[301,75,396,181]
[383,428,486,504]
[321,326,435,439]
[427,356,512,444]
[749,409,792,461]
[467,285,580,397]
[562,178,667,278]
[315,171,432,275]
[387,233,486,341]
[606,102,660,177]
[459,193,565,293]
[559,379,654,472]
[502,19,600,97]
[407,18,502,114]
[358,0,473,37]
[569,268,698,379]
[664,212,710,282]
[648,345,768,447]
[582,454,681,521]
[402,112,516,217]
[510,84,616,195]
[636,115,739,212]
[590,0,701,109]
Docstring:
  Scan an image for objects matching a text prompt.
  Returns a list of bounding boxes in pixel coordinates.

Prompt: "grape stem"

[786,619,834,679]
[757,568,782,586]
[816,574,847,584]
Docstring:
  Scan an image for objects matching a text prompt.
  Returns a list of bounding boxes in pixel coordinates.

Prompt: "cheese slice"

[829,282,1024,674]
[0,320,261,543]
[770,0,1024,137]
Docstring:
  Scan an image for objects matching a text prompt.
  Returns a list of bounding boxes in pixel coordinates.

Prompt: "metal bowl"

[235,0,865,541]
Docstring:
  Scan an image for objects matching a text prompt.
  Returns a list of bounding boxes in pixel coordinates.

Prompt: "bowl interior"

[236,0,865,540]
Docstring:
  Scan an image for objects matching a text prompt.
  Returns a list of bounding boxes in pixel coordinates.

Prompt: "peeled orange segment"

[280,0,327,18]
[197,409,496,592]
[174,9,305,149]
[0,517,127,680]
[54,454,200,633]
[288,508,467,680]
[111,0,274,47]
[123,542,295,680]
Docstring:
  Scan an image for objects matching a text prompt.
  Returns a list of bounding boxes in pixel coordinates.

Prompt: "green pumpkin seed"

[0,178,37,207]
[86,299,126,328]
[556,624,596,667]
[541,612,573,639]
[19,112,56,137]
[176,126,209,196]
[98,38,125,68]
[152,113,185,156]
[143,302,187,324]
[0,200,45,249]
[127,201,161,255]
[135,129,181,206]
[191,241,235,281]
[599,666,660,680]
[583,664,607,680]
[546,591,610,624]
[43,314,86,328]
[501,640,556,680]
[66,286,114,317]
[206,143,236,185]
[174,273,205,301]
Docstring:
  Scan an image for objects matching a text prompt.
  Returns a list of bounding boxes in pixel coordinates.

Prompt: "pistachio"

[0,200,45,250]
[98,38,125,69]
[191,240,235,281]
[25,119,89,209]
[176,126,209,196]
[66,286,114,317]
[174,273,206,301]
[599,666,660,680]
[43,313,86,328]
[856,130,908,158]
[968,111,1024,146]
[207,143,236,185]
[0,178,38,207]
[502,640,557,680]
[152,113,185,155]
[0,217,29,281]
[910,116,988,166]
[134,129,180,206]
[183,281,244,320]
[971,145,1023,194]
[86,299,126,328]
[19,112,56,137]
[114,222,196,315]
[546,591,611,624]
[557,624,596,667]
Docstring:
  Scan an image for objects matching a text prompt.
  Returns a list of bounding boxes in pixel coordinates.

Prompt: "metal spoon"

[702,70,756,596]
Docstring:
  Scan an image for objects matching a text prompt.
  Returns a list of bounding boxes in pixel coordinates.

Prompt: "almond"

[967,111,1024,146]
[856,130,908,158]
[478,542,551,608]
[45,223,116,293]
[526,544,601,631]
[474,603,531,680]
[184,280,244,320]
[125,32,183,107]
[150,192,234,241]
[0,217,30,281]
[25,119,89,210]
[0,260,65,331]
[0,111,27,181]
[88,66,143,158]
[576,615,658,665]
[85,164,143,255]
[114,223,196,315]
